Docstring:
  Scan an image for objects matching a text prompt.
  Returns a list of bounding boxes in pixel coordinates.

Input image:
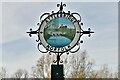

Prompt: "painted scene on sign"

[44,17,76,48]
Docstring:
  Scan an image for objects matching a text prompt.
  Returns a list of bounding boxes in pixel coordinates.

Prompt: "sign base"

[51,64,64,80]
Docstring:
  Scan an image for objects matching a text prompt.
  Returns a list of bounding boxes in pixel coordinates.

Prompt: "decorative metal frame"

[27,2,94,65]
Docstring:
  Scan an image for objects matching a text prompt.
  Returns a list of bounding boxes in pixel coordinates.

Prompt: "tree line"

[0,50,118,79]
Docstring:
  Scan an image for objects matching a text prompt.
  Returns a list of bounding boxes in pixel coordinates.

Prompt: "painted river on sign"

[47,35,71,48]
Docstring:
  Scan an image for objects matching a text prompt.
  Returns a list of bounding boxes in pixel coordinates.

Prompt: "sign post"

[27,2,94,79]
[51,65,64,80]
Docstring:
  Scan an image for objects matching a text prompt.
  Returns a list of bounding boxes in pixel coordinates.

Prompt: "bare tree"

[0,67,7,79]
[31,56,44,78]
[66,50,95,78]
[31,50,95,78]
[23,70,29,78]
[31,54,56,78]
[97,64,119,78]
[31,50,118,78]
[12,69,29,79]
[1,52,117,79]
[100,64,109,78]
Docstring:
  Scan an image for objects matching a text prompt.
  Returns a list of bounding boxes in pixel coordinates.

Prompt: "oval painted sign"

[39,13,81,53]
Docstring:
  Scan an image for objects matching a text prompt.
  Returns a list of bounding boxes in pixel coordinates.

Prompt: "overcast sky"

[1,1,118,76]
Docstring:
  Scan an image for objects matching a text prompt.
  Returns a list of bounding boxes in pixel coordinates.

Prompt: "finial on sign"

[57,2,66,11]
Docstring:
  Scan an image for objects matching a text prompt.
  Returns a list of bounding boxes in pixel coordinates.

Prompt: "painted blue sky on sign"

[48,17,74,28]
[56,18,73,26]
[1,2,118,75]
